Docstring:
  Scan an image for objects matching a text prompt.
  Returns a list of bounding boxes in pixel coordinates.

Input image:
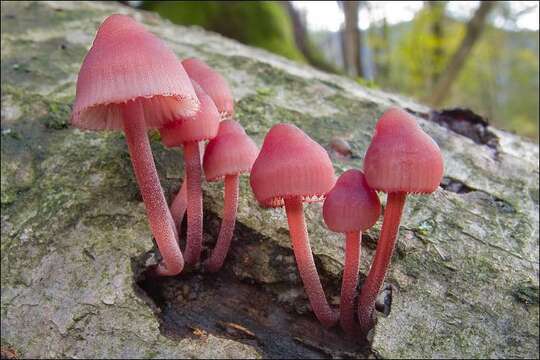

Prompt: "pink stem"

[183,141,203,265]
[357,192,406,334]
[170,142,205,232]
[284,197,338,328]
[340,231,362,335]
[121,101,183,276]
[170,179,188,230]
[204,174,239,272]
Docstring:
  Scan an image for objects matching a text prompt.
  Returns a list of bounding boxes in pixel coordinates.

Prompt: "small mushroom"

[323,169,380,335]
[357,107,444,334]
[159,80,220,265]
[169,58,234,233]
[330,137,353,158]
[182,58,235,121]
[71,14,199,276]
[250,124,338,327]
[203,120,259,272]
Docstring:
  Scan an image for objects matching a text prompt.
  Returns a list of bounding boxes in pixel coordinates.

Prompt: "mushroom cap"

[203,120,259,181]
[159,80,220,147]
[182,58,234,120]
[323,170,381,233]
[363,107,444,194]
[71,14,198,131]
[250,123,336,208]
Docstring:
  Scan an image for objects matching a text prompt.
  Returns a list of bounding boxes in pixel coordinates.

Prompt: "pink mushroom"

[159,80,220,266]
[203,120,259,272]
[182,58,235,121]
[71,14,198,276]
[250,124,338,327]
[323,169,381,335]
[357,107,444,334]
[169,58,234,230]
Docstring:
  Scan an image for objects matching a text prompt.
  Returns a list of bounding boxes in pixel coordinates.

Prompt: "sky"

[292,1,540,32]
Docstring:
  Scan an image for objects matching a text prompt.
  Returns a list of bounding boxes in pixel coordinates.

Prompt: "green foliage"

[303,40,343,74]
[142,1,305,62]
[453,27,539,139]
[142,1,538,139]
[378,5,462,97]
[512,280,540,305]
[368,6,539,140]
[355,77,378,89]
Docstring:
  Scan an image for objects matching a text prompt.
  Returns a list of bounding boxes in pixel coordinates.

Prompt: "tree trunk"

[427,1,446,86]
[429,1,495,106]
[340,1,363,78]
[282,1,309,59]
[281,1,340,74]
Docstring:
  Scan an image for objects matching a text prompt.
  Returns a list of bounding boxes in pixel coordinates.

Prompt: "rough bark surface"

[1,2,538,358]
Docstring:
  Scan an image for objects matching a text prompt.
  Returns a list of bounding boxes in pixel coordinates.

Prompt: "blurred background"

[126,1,539,141]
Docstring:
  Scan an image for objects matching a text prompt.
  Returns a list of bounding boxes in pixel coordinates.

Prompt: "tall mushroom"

[182,58,235,121]
[159,80,219,265]
[203,120,259,272]
[250,124,338,327]
[323,169,380,335]
[357,107,444,334]
[71,14,198,276]
[169,58,234,229]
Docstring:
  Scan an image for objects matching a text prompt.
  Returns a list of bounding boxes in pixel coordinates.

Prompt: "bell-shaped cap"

[182,58,234,120]
[250,123,336,208]
[323,170,381,233]
[364,107,444,194]
[71,14,198,131]
[203,120,259,181]
[159,80,220,147]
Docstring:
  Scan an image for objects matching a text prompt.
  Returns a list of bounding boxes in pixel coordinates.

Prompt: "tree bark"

[429,1,495,106]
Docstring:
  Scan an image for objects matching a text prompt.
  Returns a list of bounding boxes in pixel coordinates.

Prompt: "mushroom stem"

[357,192,406,333]
[204,174,239,272]
[340,231,362,335]
[121,100,184,276]
[284,196,338,328]
[170,179,188,230]
[170,142,205,232]
[183,141,204,265]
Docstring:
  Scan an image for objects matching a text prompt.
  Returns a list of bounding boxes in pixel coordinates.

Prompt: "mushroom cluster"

[72,14,258,276]
[72,14,443,340]
[249,110,443,338]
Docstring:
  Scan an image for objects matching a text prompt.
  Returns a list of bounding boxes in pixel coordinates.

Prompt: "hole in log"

[132,215,374,358]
